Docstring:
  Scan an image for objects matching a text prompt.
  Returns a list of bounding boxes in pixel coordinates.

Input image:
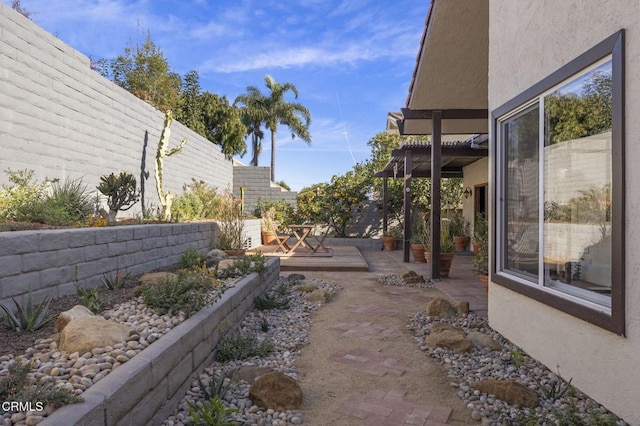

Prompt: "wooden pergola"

[376,0,490,279]
[375,134,488,278]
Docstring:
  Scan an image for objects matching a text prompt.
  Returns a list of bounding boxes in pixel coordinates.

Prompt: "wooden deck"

[250,245,369,271]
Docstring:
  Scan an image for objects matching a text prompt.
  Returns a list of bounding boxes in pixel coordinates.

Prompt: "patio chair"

[273,228,292,253]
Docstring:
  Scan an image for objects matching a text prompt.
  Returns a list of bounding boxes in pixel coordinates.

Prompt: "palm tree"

[236,75,312,180]
[235,87,267,166]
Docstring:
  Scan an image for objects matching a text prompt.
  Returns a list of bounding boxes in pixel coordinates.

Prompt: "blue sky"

[5,0,427,191]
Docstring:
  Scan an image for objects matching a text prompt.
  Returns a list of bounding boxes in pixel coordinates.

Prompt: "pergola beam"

[400,107,488,120]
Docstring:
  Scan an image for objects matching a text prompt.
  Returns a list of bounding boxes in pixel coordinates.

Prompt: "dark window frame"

[490,30,625,335]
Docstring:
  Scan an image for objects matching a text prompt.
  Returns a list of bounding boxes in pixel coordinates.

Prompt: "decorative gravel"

[162,277,341,426]
[0,279,234,426]
[409,311,626,425]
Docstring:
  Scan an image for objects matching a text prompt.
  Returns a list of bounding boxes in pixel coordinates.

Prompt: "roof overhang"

[398,0,489,135]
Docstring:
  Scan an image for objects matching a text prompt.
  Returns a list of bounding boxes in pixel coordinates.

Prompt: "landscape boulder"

[249,371,303,410]
[296,284,318,293]
[206,249,228,265]
[402,271,425,285]
[305,289,331,304]
[54,305,94,333]
[59,316,132,354]
[287,273,306,283]
[426,297,458,318]
[472,379,539,407]
[468,331,502,351]
[425,324,471,353]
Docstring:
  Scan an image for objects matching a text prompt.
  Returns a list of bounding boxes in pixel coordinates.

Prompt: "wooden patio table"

[287,224,330,254]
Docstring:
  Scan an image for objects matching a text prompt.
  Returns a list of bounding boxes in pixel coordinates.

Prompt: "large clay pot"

[411,244,427,262]
[424,252,455,278]
[453,236,471,252]
[382,236,397,251]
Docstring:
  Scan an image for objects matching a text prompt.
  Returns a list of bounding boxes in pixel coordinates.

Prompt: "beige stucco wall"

[462,157,488,234]
[488,1,640,424]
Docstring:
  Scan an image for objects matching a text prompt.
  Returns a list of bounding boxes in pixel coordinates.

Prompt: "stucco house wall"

[488,1,640,423]
[461,157,488,236]
[0,4,233,218]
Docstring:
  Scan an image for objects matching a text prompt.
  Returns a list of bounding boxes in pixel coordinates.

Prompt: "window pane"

[543,60,612,307]
[502,105,540,280]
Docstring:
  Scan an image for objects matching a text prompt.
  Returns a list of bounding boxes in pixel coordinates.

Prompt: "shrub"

[0,291,52,332]
[179,247,204,270]
[216,253,266,279]
[215,332,275,362]
[254,294,289,311]
[141,271,219,317]
[0,168,50,222]
[172,191,204,222]
[75,284,101,313]
[47,177,93,222]
[187,179,224,219]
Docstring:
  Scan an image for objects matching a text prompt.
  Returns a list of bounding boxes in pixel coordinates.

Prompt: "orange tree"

[297,167,369,237]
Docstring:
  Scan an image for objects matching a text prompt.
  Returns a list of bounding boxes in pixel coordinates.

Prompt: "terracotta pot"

[424,252,455,278]
[382,236,397,251]
[410,243,427,262]
[472,241,482,256]
[479,274,489,292]
[453,236,471,252]
[261,231,277,245]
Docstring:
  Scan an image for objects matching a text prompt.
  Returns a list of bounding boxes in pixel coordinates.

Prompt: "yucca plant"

[0,291,52,332]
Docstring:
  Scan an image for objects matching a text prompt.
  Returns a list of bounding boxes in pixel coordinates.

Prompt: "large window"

[492,31,624,334]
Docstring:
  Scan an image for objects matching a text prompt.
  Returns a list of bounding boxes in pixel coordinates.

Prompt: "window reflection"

[543,60,612,306]
[503,105,539,280]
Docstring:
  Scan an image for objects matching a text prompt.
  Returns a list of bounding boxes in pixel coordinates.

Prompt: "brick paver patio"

[337,389,453,425]
[329,321,402,340]
[328,347,414,376]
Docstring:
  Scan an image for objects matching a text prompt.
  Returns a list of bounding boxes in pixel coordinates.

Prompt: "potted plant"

[472,213,488,256]
[472,213,489,291]
[410,214,430,262]
[449,213,471,252]
[424,220,455,277]
[382,225,402,251]
[260,207,278,245]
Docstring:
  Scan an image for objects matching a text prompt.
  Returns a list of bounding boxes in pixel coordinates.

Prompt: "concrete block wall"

[233,166,297,215]
[40,257,280,426]
[0,220,261,307]
[0,3,232,217]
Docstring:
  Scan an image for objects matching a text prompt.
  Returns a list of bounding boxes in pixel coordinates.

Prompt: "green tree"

[199,92,247,159]
[175,71,247,159]
[102,32,182,113]
[235,86,268,166]
[236,75,311,180]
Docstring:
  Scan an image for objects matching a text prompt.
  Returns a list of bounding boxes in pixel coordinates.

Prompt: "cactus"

[96,172,139,223]
[155,111,187,221]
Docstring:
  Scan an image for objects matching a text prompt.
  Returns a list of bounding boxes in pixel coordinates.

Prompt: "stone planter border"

[41,257,279,426]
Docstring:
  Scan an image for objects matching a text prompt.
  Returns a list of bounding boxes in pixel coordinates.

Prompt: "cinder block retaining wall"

[0,220,261,306]
[40,257,280,426]
[0,3,233,216]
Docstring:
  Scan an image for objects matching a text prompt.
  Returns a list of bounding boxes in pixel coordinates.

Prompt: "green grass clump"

[215,332,275,362]
[141,272,218,317]
[254,294,289,311]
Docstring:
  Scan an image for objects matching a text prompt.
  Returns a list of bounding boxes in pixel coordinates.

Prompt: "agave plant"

[0,291,53,332]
